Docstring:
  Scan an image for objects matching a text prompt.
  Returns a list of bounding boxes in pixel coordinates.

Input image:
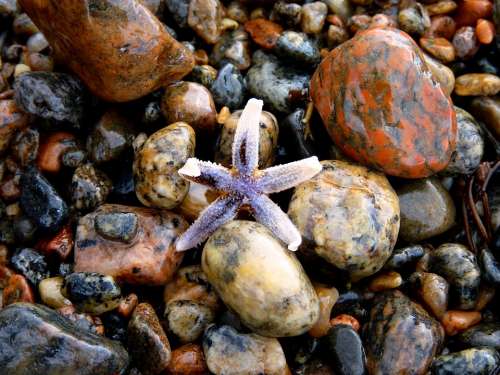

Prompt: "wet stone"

[410,271,449,320]
[167,344,208,375]
[323,324,366,375]
[431,347,500,375]
[188,0,223,44]
[397,177,456,242]
[383,245,425,270]
[37,132,76,173]
[479,248,500,286]
[301,2,328,34]
[428,243,480,310]
[210,63,246,111]
[190,65,218,88]
[0,303,129,375]
[203,324,288,375]
[63,272,121,315]
[71,163,112,212]
[288,160,400,281]
[454,322,500,350]
[454,73,500,96]
[10,247,50,286]
[165,300,215,343]
[398,3,431,36]
[210,29,251,70]
[452,26,479,59]
[128,303,172,375]
[20,167,68,233]
[94,211,138,244]
[420,37,456,62]
[38,276,72,309]
[59,147,85,170]
[275,31,321,66]
[311,28,457,178]
[14,72,87,127]
[364,290,444,375]
[11,127,39,167]
[272,1,302,28]
[244,18,283,50]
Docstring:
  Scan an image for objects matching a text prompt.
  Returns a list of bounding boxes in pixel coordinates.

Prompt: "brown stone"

[117,293,139,319]
[161,82,217,133]
[441,310,481,336]
[244,18,283,49]
[415,272,449,320]
[420,37,456,62]
[188,0,224,44]
[368,271,403,292]
[476,19,495,44]
[167,344,209,375]
[309,285,339,338]
[0,99,29,154]
[330,314,361,332]
[18,0,194,102]
[424,15,456,39]
[426,0,457,15]
[35,224,74,261]
[3,274,35,306]
[74,204,187,285]
[455,73,500,96]
[454,0,493,27]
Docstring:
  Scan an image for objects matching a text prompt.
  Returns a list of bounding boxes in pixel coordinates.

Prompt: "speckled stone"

[71,163,112,212]
[397,177,456,242]
[188,0,223,44]
[94,212,138,244]
[275,31,321,66]
[0,303,129,375]
[215,109,278,169]
[210,29,251,70]
[74,204,186,285]
[288,160,400,281]
[0,100,30,154]
[166,300,216,343]
[431,347,500,375]
[10,247,50,286]
[134,122,195,210]
[210,63,246,110]
[364,290,444,375]
[203,325,287,375]
[202,220,319,337]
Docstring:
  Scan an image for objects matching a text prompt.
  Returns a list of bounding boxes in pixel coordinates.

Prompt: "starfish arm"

[258,156,323,194]
[232,98,263,176]
[249,194,302,251]
[178,158,234,192]
[175,195,243,251]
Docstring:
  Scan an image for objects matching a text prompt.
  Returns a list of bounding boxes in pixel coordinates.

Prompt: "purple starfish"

[175,98,322,252]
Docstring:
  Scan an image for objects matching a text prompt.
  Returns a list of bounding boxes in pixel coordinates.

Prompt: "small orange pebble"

[368,271,402,292]
[167,343,209,375]
[37,131,76,173]
[3,274,35,306]
[36,224,74,261]
[476,19,495,44]
[244,18,283,49]
[309,285,339,338]
[117,293,139,318]
[194,50,209,65]
[330,314,361,332]
[441,310,481,336]
[326,14,344,28]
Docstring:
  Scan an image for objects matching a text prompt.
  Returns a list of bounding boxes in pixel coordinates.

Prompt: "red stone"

[35,224,74,261]
[310,28,457,178]
[3,274,35,306]
[244,19,283,49]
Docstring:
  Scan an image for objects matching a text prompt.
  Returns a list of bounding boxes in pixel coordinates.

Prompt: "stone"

[167,344,208,375]
[165,0,190,28]
[397,177,456,242]
[210,63,246,110]
[18,0,194,102]
[161,82,217,133]
[210,29,251,70]
[275,31,321,66]
[398,3,431,35]
[203,325,287,375]
[0,0,18,15]
[37,132,76,173]
[422,52,455,96]
[128,303,171,375]
[323,324,366,375]
[71,163,112,212]
[190,65,218,88]
[364,291,444,375]
[480,248,500,286]
[311,28,456,178]
[454,73,500,96]
[454,323,500,350]
[0,303,129,375]
[202,220,319,337]
[62,272,121,315]
[322,0,352,22]
[424,15,456,39]
[469,96,500,140]
[410,271,449,319]
[330,314,360,332]
[10,247,50,286]
[272,1,302,27]
[453,26,479,59]
[2,274,35,305]
[20,167,68,233]
[94,212,138,244]
[244,18,283,49]
[420,37,456,62]
[39,276,72,309]
[428,243,480,310]
[134,122,195,209]
[0,100,30,154]
[176,182,217,222]
[383,245,425,270]
[425,0,457,15]
[117,293,138,318]
[188,0,223,44]
[11,127,39,167]
[74,204,186,285]
[441,310,482,336]
[309,285,339,338]
[431,348,500,375]
[476,19,495,44]
[165,300,215,343]
[454,0,493,27]
[14,72,87,126]
[215,109,278,169]
[288,160,400,281]
[35,224,74,261]
[301,2,328,34]
[368,271,403,292]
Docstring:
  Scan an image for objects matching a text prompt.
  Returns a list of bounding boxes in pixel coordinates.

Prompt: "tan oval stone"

[455,73,500,96]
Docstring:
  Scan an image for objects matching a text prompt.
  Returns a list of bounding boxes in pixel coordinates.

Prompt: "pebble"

[397,177,456,242]
[244,18,283,49]
[330,314,361,332]
[301,2,328,34]
[323,324,367,375]
[0,0,17,16]
[128,303,172,375]
[2,274,34,305]
[188,0,224,44]
[74,204,186,285]
[469,96,500,140]
[454,322,500,350]
[71,163,112,212]
[165,0,190,28]
[411,271,449,319]
[364,291,444,375]
[215,109,278,169]
[247,50,309,113]
[210,29,251,70]
[161,82,217,133]
[431,347,500,375]
[442,107,484,175]
[479,248,500,286]
[87,110,135,164]
[288,160,400,281]
[35,224,73,261]
[166,300,216,343]
[454,0,493,27]
[275,31,321,66]
[38,276,72,309]
[19,0,194,102]
[398,3,431,35]
[311,28,456,178]
[227,1,248,23]
[428,243,481,310]
[203,324,288,375]
[368,271,403,292]
[327,24,349,47]
[168,344,209,375]
[190,65,218,88]
[441,310,482,336]
[210,63,246,110]
[14,72,87,126]
[0,99,29,154]
[0,303,129,375]
[202,220,319,337]
[420,37,456,62]
[452,26,479,59]
[309,285,338,338]
[476,19,495,44]
[272,1,302,28]
[94,211,138,244]
[425,15,456,39]
[133,122,195,209]
[10,247,50,286]
[426,0,457,15]
[454,73,500,96]
[322,0,352,22]
[62,272,121,315]
[37,132,76,173]
[384,245,425,270]
[117,293,138,319]
[11,127,39,167]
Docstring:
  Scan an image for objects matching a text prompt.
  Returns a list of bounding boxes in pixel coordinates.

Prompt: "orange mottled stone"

[310,28,457,178]
[244,19,283,49]
[18,0,194,102]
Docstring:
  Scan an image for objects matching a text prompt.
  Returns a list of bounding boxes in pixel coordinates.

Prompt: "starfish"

[175,98,323,252]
